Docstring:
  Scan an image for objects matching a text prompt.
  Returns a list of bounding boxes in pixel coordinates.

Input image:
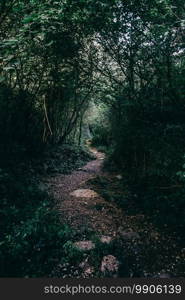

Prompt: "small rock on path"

[70,189,99,198]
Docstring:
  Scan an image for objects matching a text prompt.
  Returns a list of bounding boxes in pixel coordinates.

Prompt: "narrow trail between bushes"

[45,146,124,235]
[44,146,184,278]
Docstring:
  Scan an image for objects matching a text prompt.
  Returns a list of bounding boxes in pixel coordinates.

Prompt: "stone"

[84,266,94,275]
[79,257,89,269]
[79,256,95,277]
[74,241,95,251]
[101,255,119,277]
[100,236,113,244]
[70,189,99,198]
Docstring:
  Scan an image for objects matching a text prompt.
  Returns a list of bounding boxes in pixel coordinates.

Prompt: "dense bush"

[89,103,112,151]
[88,0,185,236]
[91,125,110,148]
[0,84,43,162]
[0,167,76,277]
[41,143,93,174]
[108,86,185,235]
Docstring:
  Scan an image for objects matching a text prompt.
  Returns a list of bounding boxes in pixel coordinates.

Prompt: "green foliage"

[42,143,93,174]
[0,0,184,276]
[89,103,112,150]
[87,0,185,236]
[0,0,98,149]
[63,241,83,264]
[91,125,110,148]
[0,167,75,277]
[0,84,43,161]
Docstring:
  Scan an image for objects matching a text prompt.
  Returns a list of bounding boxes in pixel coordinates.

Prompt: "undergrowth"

[0,143,92,277]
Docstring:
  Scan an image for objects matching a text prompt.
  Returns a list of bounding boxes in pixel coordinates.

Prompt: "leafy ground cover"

[0,144,92,277]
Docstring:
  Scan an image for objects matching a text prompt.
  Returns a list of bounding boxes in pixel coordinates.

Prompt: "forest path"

[44,146,184,278]
[45,146,124,236]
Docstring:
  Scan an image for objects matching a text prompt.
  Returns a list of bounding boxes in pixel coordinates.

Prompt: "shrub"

[0,168,73,277]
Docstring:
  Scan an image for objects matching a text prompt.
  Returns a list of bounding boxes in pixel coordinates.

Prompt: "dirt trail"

[44,146,184,278]
[45,147,124,236]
